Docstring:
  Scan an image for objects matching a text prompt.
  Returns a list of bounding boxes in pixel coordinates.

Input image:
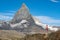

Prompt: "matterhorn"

[9,3,47,34]
[11,3,35,24]
[0,3,58,34]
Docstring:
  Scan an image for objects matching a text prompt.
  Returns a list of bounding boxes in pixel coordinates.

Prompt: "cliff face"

[9,3,46,34]
[11,3,35,25]
[0,22,12,30]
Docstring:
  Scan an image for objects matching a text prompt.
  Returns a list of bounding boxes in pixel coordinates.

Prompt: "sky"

[0,0,60,26]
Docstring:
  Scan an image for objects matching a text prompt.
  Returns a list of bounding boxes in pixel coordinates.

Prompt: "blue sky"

[0,0,60,26]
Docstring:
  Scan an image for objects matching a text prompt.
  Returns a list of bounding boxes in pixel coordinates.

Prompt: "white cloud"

[0,15,12,21]
[50,0,59,3]
[0,10,16,21]
[35,16,60,26]
[0,10,17,21]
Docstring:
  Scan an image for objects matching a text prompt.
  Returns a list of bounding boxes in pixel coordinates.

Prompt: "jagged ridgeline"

[10,3,35,25]
[9,3,45,33]
[0,3,46,34]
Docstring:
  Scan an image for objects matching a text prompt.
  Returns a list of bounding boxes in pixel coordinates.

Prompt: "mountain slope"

[0,30,25,40]
[9,3,47,34]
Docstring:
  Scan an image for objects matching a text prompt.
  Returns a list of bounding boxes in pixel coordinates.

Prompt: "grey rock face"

[9,3,45,34]
[0,22,12,30]
[11,3,35,25]
[0,20,4,24]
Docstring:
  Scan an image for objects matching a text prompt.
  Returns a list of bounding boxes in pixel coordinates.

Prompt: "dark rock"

[0,22,12,30]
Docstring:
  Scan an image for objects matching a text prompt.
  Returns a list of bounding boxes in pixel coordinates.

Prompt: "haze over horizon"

[0,0,60,26]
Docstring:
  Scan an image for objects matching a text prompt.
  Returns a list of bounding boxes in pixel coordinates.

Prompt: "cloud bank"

[0,11,15,21]
[0,15,12,21]
[35,16,60,26]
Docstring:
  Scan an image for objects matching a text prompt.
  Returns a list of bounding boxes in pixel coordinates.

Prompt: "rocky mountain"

[0,20,4,27]
[0,22,12,30]
[0,20,4,24]
[52,26,60,29]
[0,3,49,34]
[9,3,47,34]
[10,3,35,25]
[0,20,11,30]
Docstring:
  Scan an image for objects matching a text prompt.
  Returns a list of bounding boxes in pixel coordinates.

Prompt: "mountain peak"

[19,3,29,12]
[21,3,27,8]
[11,3,34,24]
